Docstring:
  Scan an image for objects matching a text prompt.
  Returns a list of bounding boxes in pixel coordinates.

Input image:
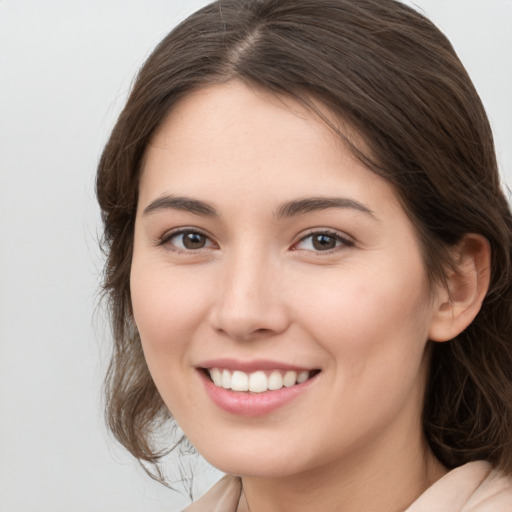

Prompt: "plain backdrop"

[0,1,511,511]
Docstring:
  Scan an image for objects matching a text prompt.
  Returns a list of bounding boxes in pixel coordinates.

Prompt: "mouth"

[201,367,321,393]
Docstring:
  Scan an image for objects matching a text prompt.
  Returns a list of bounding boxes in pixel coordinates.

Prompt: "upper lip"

[196,358,317,373]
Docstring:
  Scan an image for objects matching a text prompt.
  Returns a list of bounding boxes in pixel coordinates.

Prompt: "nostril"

[253,328,272,335]
[214,325,279,341]
[209,288,290,341]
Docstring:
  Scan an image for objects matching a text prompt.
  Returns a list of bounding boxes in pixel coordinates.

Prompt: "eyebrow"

[142,194,375,219]
[143,195,218,217]
[275,197,375,219]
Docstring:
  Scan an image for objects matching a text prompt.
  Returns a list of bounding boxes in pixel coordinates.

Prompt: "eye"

[162,229,215,251]
[294,231,353,252]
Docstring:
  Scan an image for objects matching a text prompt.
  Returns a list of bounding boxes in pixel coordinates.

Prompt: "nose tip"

[215,319,277,341]
[209,266,289,341]
[211,296,289,341]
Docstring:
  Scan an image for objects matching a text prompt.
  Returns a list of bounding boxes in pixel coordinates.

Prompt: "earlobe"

[428,234,491,342]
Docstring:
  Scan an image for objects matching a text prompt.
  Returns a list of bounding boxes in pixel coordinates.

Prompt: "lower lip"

[198,370,318,417]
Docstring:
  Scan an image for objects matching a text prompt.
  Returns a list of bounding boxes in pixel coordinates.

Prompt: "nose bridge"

[211,243,288,340]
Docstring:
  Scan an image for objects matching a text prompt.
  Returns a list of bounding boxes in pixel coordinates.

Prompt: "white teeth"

[222,369,231,389]
[210,368,222,387]
[283,371,297,387]
[248,371,268,393]
[231,371,249,391]
[208,368,312,392]
[267,370,283,390]
[297,371,309,384]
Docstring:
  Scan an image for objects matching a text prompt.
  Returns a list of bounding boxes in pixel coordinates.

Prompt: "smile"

[207,368,313,393]
[197,360,321,416]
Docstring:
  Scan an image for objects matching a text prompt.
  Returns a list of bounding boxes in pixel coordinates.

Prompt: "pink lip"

[197,367,319,417]
[197,358,313,373]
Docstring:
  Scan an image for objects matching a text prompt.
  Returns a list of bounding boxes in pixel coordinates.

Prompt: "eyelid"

[156,226,353,253]
[158,227,217,251]
[292,228,355,252]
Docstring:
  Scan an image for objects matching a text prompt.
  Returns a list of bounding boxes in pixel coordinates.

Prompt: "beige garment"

[182,474,242,512]
[182,461,512,511]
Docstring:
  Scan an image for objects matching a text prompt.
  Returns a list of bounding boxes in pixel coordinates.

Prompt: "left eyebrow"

[275,197,376,219]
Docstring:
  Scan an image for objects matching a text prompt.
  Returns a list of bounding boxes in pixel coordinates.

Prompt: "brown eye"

[294,231,353,252]
[311,234,337,250]
[182,231,207,249]
[165,230,214,250]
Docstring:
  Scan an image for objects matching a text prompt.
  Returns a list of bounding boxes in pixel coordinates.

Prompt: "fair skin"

[130,81,489,512]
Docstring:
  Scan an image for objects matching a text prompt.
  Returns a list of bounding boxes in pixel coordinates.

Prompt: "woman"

[96,0,512,510]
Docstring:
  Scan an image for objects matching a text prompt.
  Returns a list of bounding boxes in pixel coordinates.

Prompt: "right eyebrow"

[142,195,218,217]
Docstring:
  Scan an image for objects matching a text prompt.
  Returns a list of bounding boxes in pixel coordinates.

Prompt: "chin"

[191,436,315,478]
[205,454,300,478]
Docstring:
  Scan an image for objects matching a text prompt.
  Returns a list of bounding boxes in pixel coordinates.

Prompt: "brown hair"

[96,0,512,481]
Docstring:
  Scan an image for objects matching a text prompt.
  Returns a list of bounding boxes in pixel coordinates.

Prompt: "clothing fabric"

[182,461,512,511]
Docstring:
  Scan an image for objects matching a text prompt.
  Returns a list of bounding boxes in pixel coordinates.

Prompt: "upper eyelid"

[296,228,354,243]
[291,229,356,252]
[157,226,354,248]
[159,227,217,248]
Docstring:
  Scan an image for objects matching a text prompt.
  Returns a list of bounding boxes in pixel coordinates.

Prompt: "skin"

[130,81,452,511]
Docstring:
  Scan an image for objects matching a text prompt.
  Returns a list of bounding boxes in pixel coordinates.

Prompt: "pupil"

[183,232,206,249]
[313,234,336,250]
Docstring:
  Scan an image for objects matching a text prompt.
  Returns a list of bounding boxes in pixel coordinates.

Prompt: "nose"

[209,250,290,341]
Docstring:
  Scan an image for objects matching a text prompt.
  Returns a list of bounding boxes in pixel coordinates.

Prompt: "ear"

[429,234,491,342]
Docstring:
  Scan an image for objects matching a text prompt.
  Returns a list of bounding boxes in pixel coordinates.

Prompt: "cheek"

[298,267,432,433]
[129,263,214,414]
[296,261,433,364]
[130,262,211,358]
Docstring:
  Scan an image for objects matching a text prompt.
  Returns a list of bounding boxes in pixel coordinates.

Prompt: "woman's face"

[131,81,442,478]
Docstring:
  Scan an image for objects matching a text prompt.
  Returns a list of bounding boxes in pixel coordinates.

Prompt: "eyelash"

[159,228,216,252]
[293,230,354,253]
[159,228,354,254]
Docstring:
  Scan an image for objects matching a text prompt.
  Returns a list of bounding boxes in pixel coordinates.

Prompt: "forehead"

[139,80,403,219]
[148,81,343,163]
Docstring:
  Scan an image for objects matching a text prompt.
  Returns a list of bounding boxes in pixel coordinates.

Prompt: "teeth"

[231,371,249,391]
[283,371,297,387]
[249,371,268,393]
[222,369,231,389]
[208,368,312,392]
[297,371,309,384]
[210,368,222,387]
[268,370,283,390]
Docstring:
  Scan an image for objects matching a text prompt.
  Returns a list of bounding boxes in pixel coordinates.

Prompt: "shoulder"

[406,461,512,512]
[464,464,512,512]
[182,475,242,512]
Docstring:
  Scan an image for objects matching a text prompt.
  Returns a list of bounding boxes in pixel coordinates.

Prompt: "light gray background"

[0,1,511,511]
